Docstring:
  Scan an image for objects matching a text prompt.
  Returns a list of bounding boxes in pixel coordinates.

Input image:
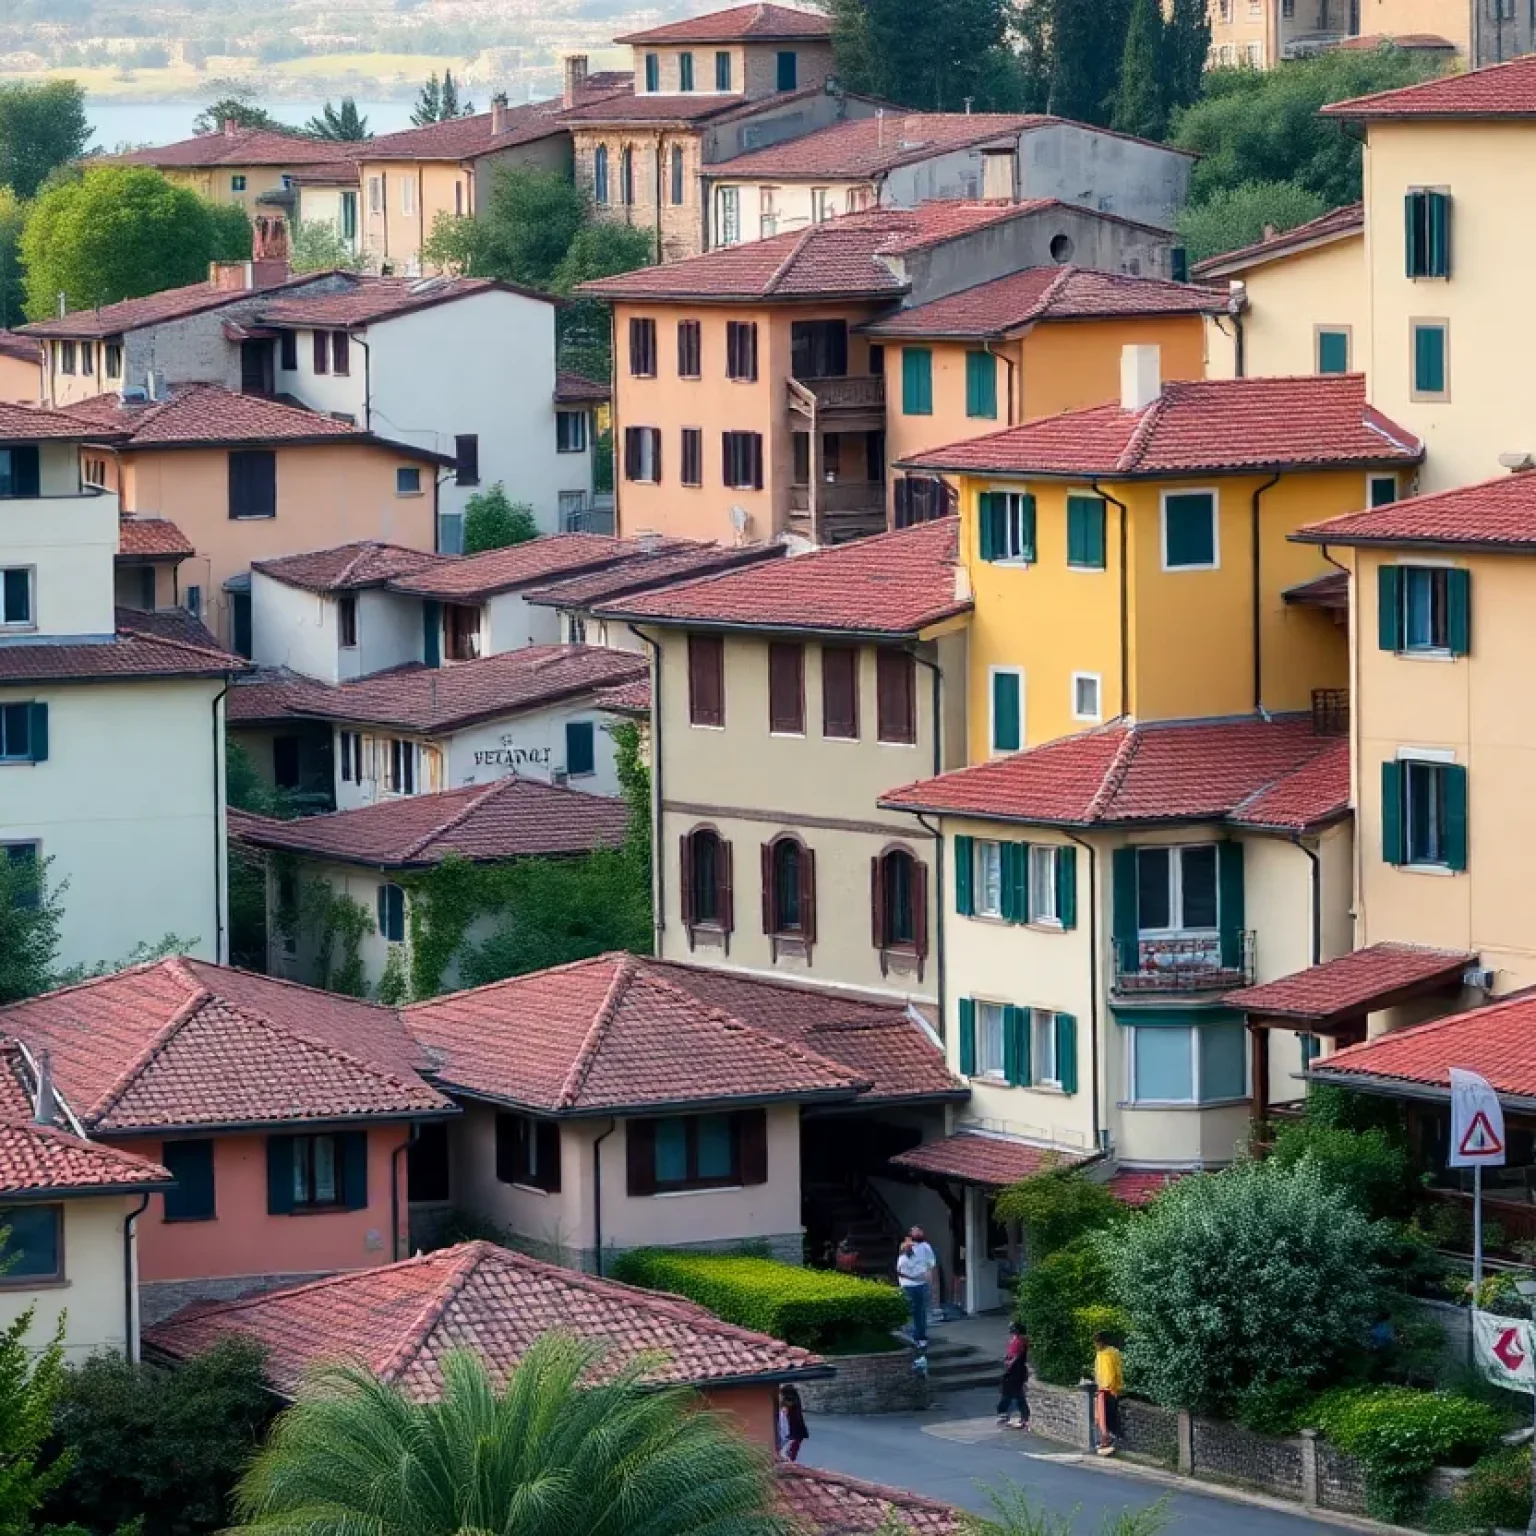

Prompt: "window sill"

[1394,648,1457,663]
[505,1182,553,1198]
[1118,1097,1250,1112]
[286,1204,351,1216]
[769,730,807,740]
[1396,860,1460,877]
[876,738,918,749]
[162,1213,218,1225]
[688,721,726,731]
[1066,563,1107,574]
[1162,562,1219,574]
[986,557,1034,569]
[0,625,36,636]
[653,1183,743,1198]
[396,492,425,499]
[231,513,277,521]
[0,1276,67,1291]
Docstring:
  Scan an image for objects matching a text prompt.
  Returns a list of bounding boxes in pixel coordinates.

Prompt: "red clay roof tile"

[115,127,363,168]
[117,516,195,560]
[616,3,831,42]
[1190,203,1364,278]
[253,541,443,593]
[388,534,633,599]
[362,83,629,160]
[1296,468,1536,549]
[0,614,244,684]
[554,369,611,403]
[900,375,1423,477]
[522,542,784,608]
[1321,53,1536,118]
[0,401,117,440]
[1106,1168,1192,1205]
[891,1131,1085,1187]
[146,1239,826,1399]
[0,330,41,364]
[1224,942,1472,1024]
[775,1465,960,1534]
[257,277,551,328]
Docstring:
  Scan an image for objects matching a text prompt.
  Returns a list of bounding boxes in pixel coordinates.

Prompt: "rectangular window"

[810,186,833,223]
[1032,1009,1059,1087]
[759,185,778,239]
[231,174,247,192]
[593,145,610,205]
[721,430,763,489]
[990,667,1022,754]
[679,51,695,89]
[1162,490,1218,569]
[292,1134,341,1209]
[1412,321,1449,399]
[965,350,997,419]
[768,642,805,734]
[719,185,740,244]
[495,1113,561,1192]
[681,427,703,487]
[555,410,588,453]
[670,143,685,206]
[342,189,358,239]
[161,1140,215,1222]
[623,426,661,483]
[901,347,933,415]
[688,634,725,727]
[621,148,635,206]
[331,331,350,376]
[725,321,758,381]
[565,720,596,777]
[973,840,1003,918]
[313,330,329,375]
[0,1205,60,1281]
[1380,564,1468,655]
[1028,845,1059,925]
[444,603,480,662]
[976,1001,1006,1079]
[396,466,422,495]
[409,1121,450,1202]
[1130,1021,1247,1103]
[876,649,916,745]
[1404,189,1450,279]
[105,342,123,379]
[1316,328,1350,374]
[400,177,416,216]
[978,492,1036,564]
[644,52,660,91]
[1369,474,1398,508]
[1,568,31,628]
[1072,672,1102,722]
[279,331,296,371]
[386,739,417,794]
[1066,494,1106,568]
[821,646,858,739]
[0,447,38,499]
[377,882,405,942]
[80,342,94,374]
[338,594,358,648]
[368,176,383,214]
[652,1113,739,1189]
[59,341,76,376]
[677,319,702,378]
[776,50,797,89]
[1136,844,1219,935]
[629,317,658,377]
[228,450,277,519]
[339,730,363,782]
[1405,758,1450,866]
[716,50,732,89]
[454,434,479,486]
[1404,566,1449,651]
[790,319,848,381]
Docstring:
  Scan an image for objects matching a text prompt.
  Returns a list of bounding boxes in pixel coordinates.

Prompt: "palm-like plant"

[231,1333,790,1536]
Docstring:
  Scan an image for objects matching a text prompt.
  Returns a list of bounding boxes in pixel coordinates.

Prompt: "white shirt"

[897,1249,929,1286]
[909,1240,937,1272]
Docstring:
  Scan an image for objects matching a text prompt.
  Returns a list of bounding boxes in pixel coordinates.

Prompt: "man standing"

[908,1225,938,1308]
[896,1237,930,1347]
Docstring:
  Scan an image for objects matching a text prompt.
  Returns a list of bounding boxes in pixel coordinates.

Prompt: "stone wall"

[140,1270,334,1327]
[798,1348,931,1414]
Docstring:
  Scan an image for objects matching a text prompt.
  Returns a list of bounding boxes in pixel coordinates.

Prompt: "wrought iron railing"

[1113,931,1256,994]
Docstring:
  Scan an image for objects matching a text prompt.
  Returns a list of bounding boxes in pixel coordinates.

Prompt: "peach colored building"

[0,332,40,404]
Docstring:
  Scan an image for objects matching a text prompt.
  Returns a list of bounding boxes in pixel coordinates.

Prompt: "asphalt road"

[803,1388,1363,1534]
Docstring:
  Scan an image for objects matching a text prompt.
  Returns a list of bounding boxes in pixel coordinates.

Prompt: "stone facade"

[140,1270,335,1327]
[574,129,706,264]
[797,1347,930,1414]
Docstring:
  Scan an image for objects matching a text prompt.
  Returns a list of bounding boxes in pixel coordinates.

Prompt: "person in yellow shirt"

[1092,1331,1124,1456]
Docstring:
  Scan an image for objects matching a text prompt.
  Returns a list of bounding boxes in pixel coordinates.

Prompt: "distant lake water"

[89,98,420,150]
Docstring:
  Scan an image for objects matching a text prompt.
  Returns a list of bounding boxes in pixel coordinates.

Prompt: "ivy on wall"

[271,859,375,999]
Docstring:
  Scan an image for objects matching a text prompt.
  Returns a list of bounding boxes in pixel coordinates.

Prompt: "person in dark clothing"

[996,1321,1031,1428]
[778,1384,809,1461]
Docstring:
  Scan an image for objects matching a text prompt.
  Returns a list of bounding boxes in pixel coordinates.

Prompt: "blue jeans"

[903,1281,930,1344]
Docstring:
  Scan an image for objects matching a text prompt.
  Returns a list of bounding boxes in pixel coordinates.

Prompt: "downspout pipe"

[392,1123,419,1261]
[352,334,372,432]
[983,339,1017,426]
[1250,473,1282,717]
[914,811,948,1043]
[211,681,229,962]
[1291,832,1322,967]
[592,1116,618,1275]
[628,624,664,946]
[123,1191,150,1361]
[1089,480,1131,721]
[1063,831,1103,1153]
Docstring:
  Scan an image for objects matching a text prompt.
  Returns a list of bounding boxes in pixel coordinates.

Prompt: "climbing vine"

[404,855,522,1000]
[270,861,375,998]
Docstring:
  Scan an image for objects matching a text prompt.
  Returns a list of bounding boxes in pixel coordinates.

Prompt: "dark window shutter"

[719,838,734,933]
[1111,846,1138,970]
[651,428,661,484]
[1380,760,1405,865]
[751,432,764,490]
[1447,568,1471,656]
[565,720,595,776]
[912,859,929,959]
[626,1118,657,1196]
[977,492,997,562]
[800,845,817,944]
[760,841,774,932]
[1428,190,1450,277]
[821,646,858,738]
[871,854,886,949]
[26,703,47,763]
[1444,763,1469,871]
[876,650,915,744]
[958,997,976,1077]
[280,330,297,370]
[624,427,639,480]
[162,1140,215,1222]
[1404,190,1422,276]
[1056,845,1077,930]
[954,835,974,916]
[12,446,38,498]
[768,643,804,733]
[688,634,723,726]
[738,1108,768,1186]
[422,600,441,668]
[266,1136,295,1215]
[313,331,329,374]
[679,834,695,925]
[1019,493,1037,561]
[1055,1014,1079,1095]
[495,1114,517,1183]
[536,1120,562,1193]
[454,434,479,486]
[1003,1002,1022,1086]
[340,1130,369,1210]
[1377,566,1401,651]
[333,331,350,375]
[1218,841,1245,968]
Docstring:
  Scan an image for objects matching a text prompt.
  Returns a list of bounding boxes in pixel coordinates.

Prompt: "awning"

[1225,943,1472,1031]
[1282,571,1349,611]
[890,1132,1087,1189]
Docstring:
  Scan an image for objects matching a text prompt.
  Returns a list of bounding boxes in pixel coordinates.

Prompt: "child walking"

[1092,1331,1124,1456]
[777,1384,809,1462]
[995,1321,1031,1429]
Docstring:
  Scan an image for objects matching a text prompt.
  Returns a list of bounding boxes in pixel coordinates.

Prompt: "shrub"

[993,1165,1124,1264]
[1311,1386,1506,1524]
[1014,1236,1120,1386]
[1270,1121,1414,1220]
[607,1250,906,1351]
[1436,1444,1531,1532]
[462,482,537,553]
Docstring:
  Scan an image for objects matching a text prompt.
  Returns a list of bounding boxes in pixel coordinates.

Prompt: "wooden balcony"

[787,375,886,433]
[788,480,887,544]
[1112,932,1256,996]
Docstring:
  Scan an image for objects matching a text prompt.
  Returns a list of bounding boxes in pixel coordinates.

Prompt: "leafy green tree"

[1111,0,1166,139]
[232,1337,784,1536]
[553,220,653,383]
[1015,1236,1123,1386]
[423,167,585,288]
[288,219,363,273]
[45,1339,272,1536]
[411,69,473,126]
[207,199,255,261]
[1174,178,1327,262]
[0,1307,69,1534]
[21,167,245,318]
[0,852,64,1005]
[463,482,538,553]
[305,97,370,141]
[1048,0,1131,126]
[1163,0,1212,118]
[192,93,287,136]
[0,81,89,201]
[0,186,27,329]
[1101,1156,1390,1419]
[994,1165,1124,1263]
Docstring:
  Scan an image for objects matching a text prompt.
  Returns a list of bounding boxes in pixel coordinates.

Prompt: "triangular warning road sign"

[1460,1109,1505,1158]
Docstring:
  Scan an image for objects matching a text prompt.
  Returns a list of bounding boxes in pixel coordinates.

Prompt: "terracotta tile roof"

[1338,32,1456,50]
[257,276,550,328]
[0,957,447,1134]
[147,1239,827,1399]
[282,645,649,734]
[522,542,785,608]
[865,265,1227,339]
[899,375,1423,477]
[388,534,632,599]
[253,541,443,593]
[225,666,336,724]
[590,675,652,714]
[404,952,870,1114]
[0,613,244,684]
[1313,990,1536,1101]
[0,1119,172,1196]
[1224,942,1472,1024]
[287,160,363,185]
[637,958,962,1104]
[0,401,125,440]
[881,715,1350,831]
[578,201,1064,302]
[1282,570,1349,610]
[617,3,831,43]
[229,777,628,868]
[775,1465,960,1534]
[1321,53,1536,118]
[116,127,362,168]
[558,87,762,125]
[116,605,226,651]
[117,515,195,560]
[1189,203,1364,278]
[362,81,629,160]
[554,369,611,403]
[599,517,967,637]
[0,330,41,364]
[891,1131,1086,1187]
[1296,469,1536,550]
[1106,1168,1192,1206]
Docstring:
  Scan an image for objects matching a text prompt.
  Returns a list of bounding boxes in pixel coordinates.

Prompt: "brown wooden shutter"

[679,834,695,924]
[313,330,329,374]
[768,643,804,734]
[761,842,774,933]
[651,428,661,484]
[877,650,916,744]
[626,1118,657,1196]
[751,433,764,490]
[720,431,731,486]
[332,331,350,375]
[822,646,858,738]
[688,634,723,726]
[912,858,930,959]
[800,844,817,945]
[738,1108,768,1186]
[871,854,886,950]
[624,428,639,481]
[719,838,734,933]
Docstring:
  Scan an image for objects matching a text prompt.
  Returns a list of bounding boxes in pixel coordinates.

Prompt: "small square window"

[396,466,422,496]
[556,410,588,453]
[1316,328,1350,375]
[0,1205,61,1280]
[978,492,1035,564]
[1072,672,1101,721]
[231,174,247,192]
[1369,474,1397,508]
[1162,491,1218,570]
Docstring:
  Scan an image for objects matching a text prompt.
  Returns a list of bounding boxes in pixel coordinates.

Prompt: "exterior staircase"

[801,1175,902,1280]
[919,1331,1002,1393]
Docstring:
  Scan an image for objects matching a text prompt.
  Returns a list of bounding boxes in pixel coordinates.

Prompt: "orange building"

[0,331,40,403]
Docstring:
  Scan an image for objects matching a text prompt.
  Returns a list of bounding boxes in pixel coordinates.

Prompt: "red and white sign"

[1450,1068,1507,1168]
[1474,1312,1535,1391]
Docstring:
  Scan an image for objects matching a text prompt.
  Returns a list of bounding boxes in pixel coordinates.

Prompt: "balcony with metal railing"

[1112,931,1256,996]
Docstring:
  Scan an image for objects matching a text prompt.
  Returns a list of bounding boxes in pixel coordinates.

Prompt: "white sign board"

[1450,1067,1507,1168]
[1473,1311,1535,1393]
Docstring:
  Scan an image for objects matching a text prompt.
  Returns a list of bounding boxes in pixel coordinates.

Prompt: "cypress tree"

[1048,0,1131,127]
[1165,0,1214,117]
[1112,0,1168,140]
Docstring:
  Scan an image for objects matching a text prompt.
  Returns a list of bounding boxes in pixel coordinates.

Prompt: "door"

[790,320,848,381]
[240,340,274,396]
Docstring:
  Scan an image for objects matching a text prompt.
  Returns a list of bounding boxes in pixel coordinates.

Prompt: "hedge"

[609,1250,908,1350]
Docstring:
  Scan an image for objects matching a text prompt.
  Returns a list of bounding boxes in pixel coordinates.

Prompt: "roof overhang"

[0,1177,176,1201]
[1191,225,1363,280]
[92,1106,459,1138]
[1227,948,1471,1029]
[607,609,971,643]
[894,455,1425,480]
[1305,1067,1536,1117]
[429,1078,869,1119]
[1292,531,1536,554]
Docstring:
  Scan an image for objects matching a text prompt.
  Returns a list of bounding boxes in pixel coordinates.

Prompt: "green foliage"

[294,879,373,997]
[304,98,370,141]
[462,482,538,553]
[0,852,64,1004]
[1270,1119,1414,1221]
[410,70,473,127]
[0,80,90,200]
[376,944,409,1006]
[1101,1157,1389,1418]
[610,1250,907,1351]
[1174,179,1328,263]
[226,740,300,820]
[962,1487,1170,1536]
[994,1166,1123,1264]
[424,168,585,288]
[46,1339,274,1536]
[288,219,362,275]
[22,167,249,318]
[205,200,254,262]
[1425,1444,1531,1533]
[1014,1236,1120,1386]
[1312,1386,1505,1524]
[1048,0,1131,126]
[1111,0,1166,140]
[0,186,26,330]
[53,932,199,988]
[0,1308,70,1536]
[232,1338,782,1536]
[1305,1082,1408,1135]
[192,94,287,136]
[553,221,654,383]
[610,718,651,883]
[1163,0,1211,119]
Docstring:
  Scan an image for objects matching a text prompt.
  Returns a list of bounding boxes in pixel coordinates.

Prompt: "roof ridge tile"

[555,956,638,1110]
[398,778,503,860]
[373,1242,486,1383]
[86,982,211,1128]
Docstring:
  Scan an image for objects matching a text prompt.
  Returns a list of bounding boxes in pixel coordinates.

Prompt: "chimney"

[223,117,238,137]
[209,260,249,291]
[146,370,162,402]
[564,54,589,109]
[491,92,508,134]
[1120,344,1161,412]
[33,1050,55,1127]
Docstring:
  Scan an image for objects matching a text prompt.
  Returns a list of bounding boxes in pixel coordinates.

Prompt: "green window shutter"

[1404,190,1422,277]
[901,348,932,415]
[1067,495,1106,569]
[1377,565,1402,652]
[1003,1004,1022,1085]
[954,835,974,917]
[339,1130,369,1211]
[1370,475,1398,508]
[977,492,998,561]
[992,671,1021,753]
[965,351,997,419]
[1428,191,1450,277]
[1056,845,1077,930]
[1163,492,1215,568]
[266,1136,295,1215]
[1380,760,1405,865]
[1443,763,1468,872]
[1055,1013,1079,1095]
[1218,841,1246,969]
[1317,331,1349,375]
[1414,324,1446,394]
[1001,840,1029,924]
[26,703,47,763]
[1447,568,1471,656]
[958,998,976,1076]
[1019,493,1037,562]
[422,600,441,668]
[1111,846,1138,972]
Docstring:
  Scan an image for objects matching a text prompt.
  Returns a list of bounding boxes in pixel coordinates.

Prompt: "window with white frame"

[385,739,417,795]
[1162,490,1218,570]
[810,187,833,223]
[1128,1019,1247,1104]
[1404,757,1449,866]
[400,177,417,216]
[1137,845,1219,934]
[1028,845,1059,926]
[1031,1008,1059,1087]
[976,1000,1006,1079]
[1,568,32,628]
[1072,672,1101,721]
[719,186,741,245]
[973,839,1003,918]
[368,176,383,214]
[338,731,363,783]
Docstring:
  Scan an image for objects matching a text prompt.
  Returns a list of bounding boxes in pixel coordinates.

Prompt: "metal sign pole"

[1473,1163,1484,1295]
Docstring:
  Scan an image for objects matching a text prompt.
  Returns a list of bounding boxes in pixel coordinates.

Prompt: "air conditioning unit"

[1464,966,1497,991]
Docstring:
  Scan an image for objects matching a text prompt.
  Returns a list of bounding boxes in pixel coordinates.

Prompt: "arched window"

[593,145,609,206]
[762,835,815,942]
[873,847,928,957]
[680,826,733,931]
[621,146,635,206]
